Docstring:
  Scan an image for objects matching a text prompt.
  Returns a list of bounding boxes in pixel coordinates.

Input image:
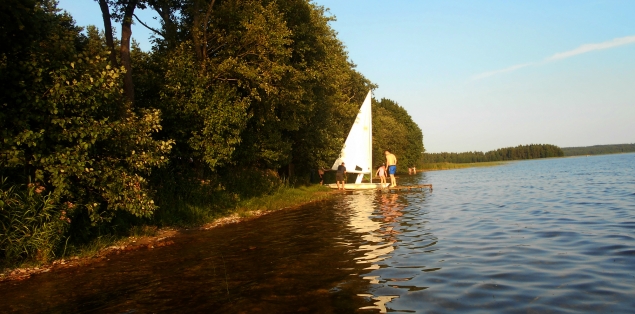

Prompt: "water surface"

[2,154,634,313]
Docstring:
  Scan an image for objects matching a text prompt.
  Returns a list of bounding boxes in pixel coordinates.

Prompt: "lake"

[1,153,634,313]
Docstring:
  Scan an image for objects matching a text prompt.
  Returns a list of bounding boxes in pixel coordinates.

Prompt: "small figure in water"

[385,150,397,187]
[376,163,387,185]
[336,162,347,190]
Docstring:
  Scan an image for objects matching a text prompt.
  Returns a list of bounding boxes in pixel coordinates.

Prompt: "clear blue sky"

[59,0,635,153]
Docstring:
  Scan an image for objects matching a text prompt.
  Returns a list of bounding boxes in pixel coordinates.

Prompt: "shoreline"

[1,162,514,283]
[1,186,337,283]
[0,162,518,282]
[419,161,511,171]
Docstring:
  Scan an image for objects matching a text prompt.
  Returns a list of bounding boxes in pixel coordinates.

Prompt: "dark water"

[2,154,635,313]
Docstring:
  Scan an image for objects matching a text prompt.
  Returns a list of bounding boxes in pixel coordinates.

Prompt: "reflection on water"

[2,154,635,313]
[345,191,409,313]
[357,294,399,313]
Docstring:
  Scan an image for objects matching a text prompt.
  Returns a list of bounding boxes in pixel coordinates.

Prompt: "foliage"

[0,0,171,262]
[423,144,564,163]
[135,42,249,170]
[277,0,375,174]
[372,98,424,172]
[0,179,68,265]
[234,184,331,216]
[148,167,237,228]
[561,143,635,156]
[139,0,375,174]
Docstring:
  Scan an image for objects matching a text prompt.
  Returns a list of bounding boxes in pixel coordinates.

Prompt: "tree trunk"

[189,0,216,62]
[151,2,178,50]
[98,0,118,67]
[120,0,138,111]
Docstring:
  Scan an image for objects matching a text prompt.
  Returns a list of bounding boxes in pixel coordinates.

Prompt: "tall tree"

[95,0,143,110]
[97,0,118,66]
[372,98,424,171]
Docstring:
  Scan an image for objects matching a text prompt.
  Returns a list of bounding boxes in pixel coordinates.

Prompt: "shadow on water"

[0,185,428,313]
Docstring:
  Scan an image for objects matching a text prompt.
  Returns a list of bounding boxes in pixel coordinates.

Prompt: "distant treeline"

[423,144,564,163]
[561,144,635,156]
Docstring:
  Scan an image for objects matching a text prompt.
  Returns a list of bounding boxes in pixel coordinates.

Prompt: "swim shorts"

[388,165,397,175]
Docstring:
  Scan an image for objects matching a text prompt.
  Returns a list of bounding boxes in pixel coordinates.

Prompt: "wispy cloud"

[546,35,635,61]
[472,63,533,80]
[473,35,635,80]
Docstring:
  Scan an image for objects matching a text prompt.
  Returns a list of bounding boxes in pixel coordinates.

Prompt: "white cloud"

[473,35,635,80]
[547,35,635,61]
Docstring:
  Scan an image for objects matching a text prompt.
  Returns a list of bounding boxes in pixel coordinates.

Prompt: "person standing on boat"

[385,150,397,186]
[336,162,347,190]
[376,163,387,185]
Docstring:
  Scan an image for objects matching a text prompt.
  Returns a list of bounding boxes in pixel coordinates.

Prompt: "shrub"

[0,179,68,265]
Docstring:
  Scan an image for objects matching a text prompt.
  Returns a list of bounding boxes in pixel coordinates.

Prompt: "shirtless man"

[384,150,397,186]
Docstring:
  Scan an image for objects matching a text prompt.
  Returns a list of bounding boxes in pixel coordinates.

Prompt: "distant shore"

[419,161,510,171]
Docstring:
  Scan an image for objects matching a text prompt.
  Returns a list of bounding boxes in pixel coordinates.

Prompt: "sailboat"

[328,90,389,190]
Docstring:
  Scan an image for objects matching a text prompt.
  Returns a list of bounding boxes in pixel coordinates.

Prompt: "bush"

[0,179,68,266]
[220,168,283,199]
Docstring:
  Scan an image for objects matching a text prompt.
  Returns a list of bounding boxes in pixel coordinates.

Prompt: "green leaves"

[372,98,425,170]
[0,0,173,262]
[0,179,68,264]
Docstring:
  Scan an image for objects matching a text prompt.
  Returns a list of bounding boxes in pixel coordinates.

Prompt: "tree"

[1,1,172,261]
[96,0,144,109]
[135,0,375,176]
[372,98,424,171]
[423,144,564,163]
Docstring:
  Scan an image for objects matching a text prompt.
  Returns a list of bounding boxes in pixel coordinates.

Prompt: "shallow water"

[2,154,634,313]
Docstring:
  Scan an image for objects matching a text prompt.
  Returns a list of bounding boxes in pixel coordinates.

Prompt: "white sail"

[331,90,373,183]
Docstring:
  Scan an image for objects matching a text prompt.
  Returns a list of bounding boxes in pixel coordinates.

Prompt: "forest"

[423,144,564,164]
[0,0,423,265]
[561,143,635,156]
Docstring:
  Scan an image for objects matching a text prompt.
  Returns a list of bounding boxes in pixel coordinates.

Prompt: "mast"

[367,90,373,175]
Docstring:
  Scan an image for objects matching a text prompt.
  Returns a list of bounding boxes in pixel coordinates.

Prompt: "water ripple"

[350,154,635,313]
[2,154,634,313]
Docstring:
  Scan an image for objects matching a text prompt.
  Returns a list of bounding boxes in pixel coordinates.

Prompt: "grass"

[234,184,333,217]
[151,185,333,225]
[61,225,161,259]
[420,161,509,171]
[154,184,334,225]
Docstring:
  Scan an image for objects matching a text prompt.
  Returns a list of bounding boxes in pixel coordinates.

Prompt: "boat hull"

[328,183,389,190]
